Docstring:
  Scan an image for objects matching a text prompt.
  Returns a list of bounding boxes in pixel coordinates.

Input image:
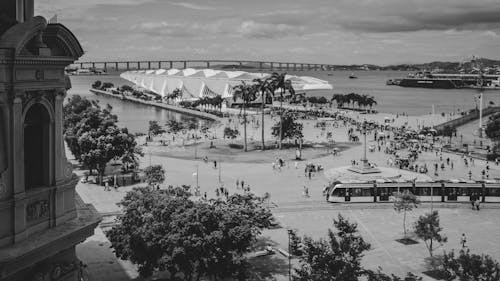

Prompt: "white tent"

[120,68,333,100]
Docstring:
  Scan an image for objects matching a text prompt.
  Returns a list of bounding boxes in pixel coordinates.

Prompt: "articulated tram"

[326,181,500,203]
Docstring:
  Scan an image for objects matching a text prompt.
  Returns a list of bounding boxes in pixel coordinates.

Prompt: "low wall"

[89,89,221,122]
[434,106,500,131]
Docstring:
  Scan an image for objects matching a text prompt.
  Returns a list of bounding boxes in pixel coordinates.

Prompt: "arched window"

[24,103,51,189]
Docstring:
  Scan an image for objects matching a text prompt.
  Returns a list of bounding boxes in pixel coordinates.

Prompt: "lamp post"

[196,164,199,189]
[287,229,293,281]
[361,120,369,168]
[218,159,221,184]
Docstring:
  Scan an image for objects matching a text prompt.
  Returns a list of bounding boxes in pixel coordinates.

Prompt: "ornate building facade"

[0,1,100,280]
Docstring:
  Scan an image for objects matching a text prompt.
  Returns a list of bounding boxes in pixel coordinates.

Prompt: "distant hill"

[379,58,500,73]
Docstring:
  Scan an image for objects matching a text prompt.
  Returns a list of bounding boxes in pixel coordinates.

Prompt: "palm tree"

[253,78,273,150]
[233,82,257,152]
[269,72,295,149]
[358,94,368,110]
[366,96,377,111]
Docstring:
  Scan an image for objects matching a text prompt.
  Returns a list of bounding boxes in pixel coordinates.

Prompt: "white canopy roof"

[120,68,333,99]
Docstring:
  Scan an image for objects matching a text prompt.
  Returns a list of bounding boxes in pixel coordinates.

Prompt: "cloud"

[329,0,500,33]
[170,2,215,10]
[482,30,498,38]
[238,20,303,38]
[134,21,183,30]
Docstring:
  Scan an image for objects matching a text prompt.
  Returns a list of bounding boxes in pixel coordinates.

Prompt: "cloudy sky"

[35,0,500,65]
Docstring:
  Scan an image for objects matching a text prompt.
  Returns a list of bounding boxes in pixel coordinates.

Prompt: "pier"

[72,60,336,71]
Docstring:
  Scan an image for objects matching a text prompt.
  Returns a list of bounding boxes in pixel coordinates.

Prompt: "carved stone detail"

[35,69,44,80]
[27,200,50,222]
[64,162,73,180]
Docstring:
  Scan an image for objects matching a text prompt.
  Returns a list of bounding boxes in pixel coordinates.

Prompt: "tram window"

[445,188,458,196]
[363,188,372,196]
[458,188,470,196]
[333,188,346,197]
[417,188,431,196]
[352,188,363,197]
[378,188,387,196]
[485,188,500,196]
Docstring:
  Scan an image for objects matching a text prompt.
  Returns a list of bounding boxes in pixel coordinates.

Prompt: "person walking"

[460,233,467,248]
[214,160,217,169]
[241,180,245,189]
[236,179,239,189]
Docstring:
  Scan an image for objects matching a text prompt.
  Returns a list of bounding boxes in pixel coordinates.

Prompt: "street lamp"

[287,229,293,281]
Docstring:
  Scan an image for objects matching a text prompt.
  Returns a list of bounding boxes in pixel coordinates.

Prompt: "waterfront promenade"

[90,88,221,122]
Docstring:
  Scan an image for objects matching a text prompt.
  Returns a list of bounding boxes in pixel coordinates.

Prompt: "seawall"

[89,89,221,122]
[434,106,500,131]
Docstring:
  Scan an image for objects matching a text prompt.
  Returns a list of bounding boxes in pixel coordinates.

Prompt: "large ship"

[389,72,500,89]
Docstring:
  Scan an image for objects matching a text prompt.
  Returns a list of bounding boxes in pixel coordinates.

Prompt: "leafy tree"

[144,164,165,189]
[486,116,500,155]
[442,249,500,281]
[414,211,447,257]
[293,214,417,281]
[107,188,274,280]
[101,82,114,90]
[165,119,185,134]
[63,95,140,180]
[223,126,239,139]
[91,80,102,89]
[393,191,420,239]
[366,270,422,281]
[440,125,456,144]
[288,229,303,256]
[185,120,199,131]
[148,120,165,138]
[120,84,134,92]
[293,214,371,281]
[121,146,142,173]
[272,111,303,142]
[233,82,257,152]
[63,95,98,132]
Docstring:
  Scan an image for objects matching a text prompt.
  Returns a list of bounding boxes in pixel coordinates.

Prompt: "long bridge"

[71,60,336,71]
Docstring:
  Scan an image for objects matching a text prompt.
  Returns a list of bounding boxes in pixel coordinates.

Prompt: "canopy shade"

[120,68,333,100]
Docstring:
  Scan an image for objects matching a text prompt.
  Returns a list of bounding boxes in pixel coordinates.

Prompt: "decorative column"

[12,94,26,242]
[12,95,24,194]
[54,90,65,184]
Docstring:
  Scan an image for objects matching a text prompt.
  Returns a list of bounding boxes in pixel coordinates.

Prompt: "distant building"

[0,1,100,280]
[120,68,333,102]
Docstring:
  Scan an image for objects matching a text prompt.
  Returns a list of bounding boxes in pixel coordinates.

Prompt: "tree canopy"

[414,211,447,257]
[272,111,303,141]
[292,214,419,281]
[442,249,500,281]
[143,164,166,188]
[166,119,185,134]
[486,115,500,141]
[393,190,420,238]
[148,120,166,137]
[63,94,142,177]
[107,188,275,280]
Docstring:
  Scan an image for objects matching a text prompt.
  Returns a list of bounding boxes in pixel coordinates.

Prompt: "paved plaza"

[75,110,500,280]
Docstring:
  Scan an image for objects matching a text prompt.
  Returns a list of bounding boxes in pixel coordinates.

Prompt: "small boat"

[349,73,357,79]
[327,73,334,76]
